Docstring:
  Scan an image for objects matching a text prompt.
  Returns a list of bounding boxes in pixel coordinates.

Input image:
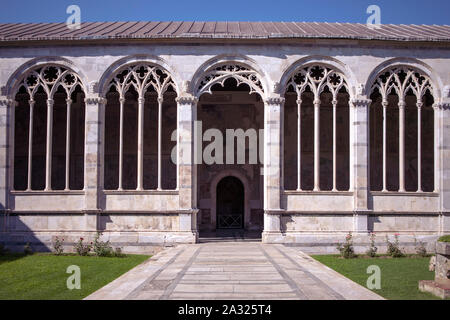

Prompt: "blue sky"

[0,0,449,25]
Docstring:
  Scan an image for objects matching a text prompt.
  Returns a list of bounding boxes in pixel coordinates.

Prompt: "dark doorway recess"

[216,176,244,229]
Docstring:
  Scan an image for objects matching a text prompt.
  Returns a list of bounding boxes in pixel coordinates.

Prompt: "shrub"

[386,234,404,258]
[93,232,113,257]
[336,232,356,259]
[438,235,450,243]
[52,236,64,255]
[366,232,378,257]
[23,242,33,255]
[113,247,125,258]
[414,237,427,257]
[74,237,91,256]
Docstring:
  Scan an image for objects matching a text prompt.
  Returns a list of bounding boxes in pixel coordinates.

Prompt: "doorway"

[216,176,244,229]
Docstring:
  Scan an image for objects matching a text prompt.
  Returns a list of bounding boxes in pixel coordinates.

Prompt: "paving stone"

[85,242,384,300]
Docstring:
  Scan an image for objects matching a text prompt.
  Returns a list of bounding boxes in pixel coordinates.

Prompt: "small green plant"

[366,232,378,257]
[438,235,450,242]
[336,232,356,259]
[386,234,404,258]
[113,247,125,258]
[23,242,33,255]
[414,236,427,257]
[74,237,91,256]
[52,236,64,255]
[93,232,114,257]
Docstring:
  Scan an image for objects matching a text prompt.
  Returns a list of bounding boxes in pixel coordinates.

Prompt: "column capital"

[350,98,372,108]
[0,98,17,108]
[84,95,107,106]
[398,100,406,109]
[264,96,285,106]
[434,102,450,110]
[175,94,198,105]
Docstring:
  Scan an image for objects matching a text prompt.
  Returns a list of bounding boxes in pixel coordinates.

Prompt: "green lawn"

[0,253,149,300]
[312,254,445,300]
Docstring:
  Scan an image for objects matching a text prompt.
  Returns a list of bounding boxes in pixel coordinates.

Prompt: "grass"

[312,254,446,300]
[0,253,149,300]
[438,235,450,242]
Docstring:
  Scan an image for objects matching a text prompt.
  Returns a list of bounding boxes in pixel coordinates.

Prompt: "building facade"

[0,21,449,253]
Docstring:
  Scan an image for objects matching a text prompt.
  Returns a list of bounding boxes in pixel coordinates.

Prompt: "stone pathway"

[85,242,383,300]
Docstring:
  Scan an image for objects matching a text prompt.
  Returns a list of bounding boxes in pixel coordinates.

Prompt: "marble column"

[65,98,72,191]
[439,102,450,234]
[83,95,106,230]
[351,97,371,233]
[176,94,199,242]
[27,99,34,191]
[137,97,145,191]
[262,96,285,243]
[0,98,14,221]
[313,99,321,191]
[398,100,406,192]
[44,99,54,191]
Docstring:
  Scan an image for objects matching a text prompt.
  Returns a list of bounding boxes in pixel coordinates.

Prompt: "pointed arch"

[367,58,438,193]
[279,55,357,98]
[190,55,268,99]
[5,56,87,98]
[98,55,180,97]
[281,57,352,192]
[365,57,443,101]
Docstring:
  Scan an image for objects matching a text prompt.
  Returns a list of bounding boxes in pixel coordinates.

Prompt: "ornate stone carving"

[357,83,365,95]
[181,80,191,93]
[438,102,450,110]
[286,65,349,100]
[84,95,107,105]
[264,96,285,105]
[370,66,434,102]
[175,94,198,105]
[17,65,84,99]
[0,98,16,107]
[89,81,98,94]
[351,98,372,108]
[443,85,450,98]
[196,63,264,97]
[108,63,175,98]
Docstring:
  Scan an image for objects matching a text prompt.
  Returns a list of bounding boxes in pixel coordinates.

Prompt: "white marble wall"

[0,39,448,249]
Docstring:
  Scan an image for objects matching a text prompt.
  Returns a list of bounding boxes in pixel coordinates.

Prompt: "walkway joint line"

[259,244,308,300]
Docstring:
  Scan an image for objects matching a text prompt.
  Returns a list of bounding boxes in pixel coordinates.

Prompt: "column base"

[262,231,285,243]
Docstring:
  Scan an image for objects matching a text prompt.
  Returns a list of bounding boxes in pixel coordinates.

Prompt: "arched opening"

[369,66,435,192]
[283,65,350,191]
[216,176,244,229]
[13,65,85,191]
[195,62,265,234]
[103,63,177,190]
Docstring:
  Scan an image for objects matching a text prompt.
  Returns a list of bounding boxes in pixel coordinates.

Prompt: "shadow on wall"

[0,212,48,253]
